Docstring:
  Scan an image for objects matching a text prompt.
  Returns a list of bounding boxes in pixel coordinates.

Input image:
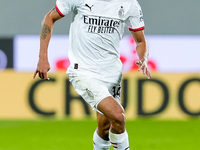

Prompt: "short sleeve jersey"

[55,0,145,82]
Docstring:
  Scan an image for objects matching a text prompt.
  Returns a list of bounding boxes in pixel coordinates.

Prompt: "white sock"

[109,130,130,150]
[93,129,111,150]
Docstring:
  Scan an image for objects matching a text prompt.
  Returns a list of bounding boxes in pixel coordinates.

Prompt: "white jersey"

[55,0,145,83]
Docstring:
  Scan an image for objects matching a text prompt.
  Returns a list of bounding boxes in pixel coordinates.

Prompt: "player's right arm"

[33,7,62,80]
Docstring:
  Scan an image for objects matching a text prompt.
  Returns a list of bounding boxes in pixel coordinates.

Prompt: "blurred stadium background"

[0,0,200,150]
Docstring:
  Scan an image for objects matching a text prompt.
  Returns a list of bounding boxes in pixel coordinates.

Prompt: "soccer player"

[33,0,151,149]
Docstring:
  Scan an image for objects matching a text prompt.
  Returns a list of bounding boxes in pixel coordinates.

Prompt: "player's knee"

[111,112,125,133]
[113,112,125,125]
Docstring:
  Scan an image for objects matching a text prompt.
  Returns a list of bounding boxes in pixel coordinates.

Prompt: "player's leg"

[97,96,130,150]
[93,112,111,150]
[68,74,129,149]
[96,111,111,140]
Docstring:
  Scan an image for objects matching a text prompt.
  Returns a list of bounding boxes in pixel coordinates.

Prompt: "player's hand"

[33,58,50,80]
[135,58,151,79]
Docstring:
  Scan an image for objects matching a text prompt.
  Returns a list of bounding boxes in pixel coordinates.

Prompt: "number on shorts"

[112,86,121,98]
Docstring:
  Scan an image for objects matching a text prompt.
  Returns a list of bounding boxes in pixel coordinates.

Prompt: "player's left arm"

[131,30,151,79]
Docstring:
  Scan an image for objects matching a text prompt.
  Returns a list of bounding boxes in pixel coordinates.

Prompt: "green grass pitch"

[0,119,200,150]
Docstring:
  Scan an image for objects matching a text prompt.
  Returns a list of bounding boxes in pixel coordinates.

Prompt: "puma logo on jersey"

[85,4,94,11]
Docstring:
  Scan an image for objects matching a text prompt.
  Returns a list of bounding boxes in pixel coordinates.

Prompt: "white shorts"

[68,73,122,113]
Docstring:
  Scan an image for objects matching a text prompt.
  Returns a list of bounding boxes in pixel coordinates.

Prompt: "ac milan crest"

[118,6,124,18]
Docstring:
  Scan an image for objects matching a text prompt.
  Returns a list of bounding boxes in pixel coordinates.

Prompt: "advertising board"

[0,70,199,119]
